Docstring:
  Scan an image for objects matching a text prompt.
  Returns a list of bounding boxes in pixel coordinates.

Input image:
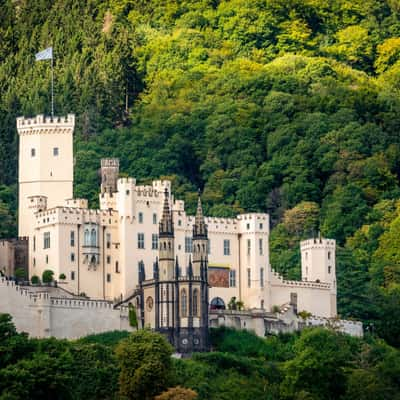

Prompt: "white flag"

[35,47,53,61]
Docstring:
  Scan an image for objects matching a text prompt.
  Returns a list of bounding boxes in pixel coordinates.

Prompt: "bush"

[14,268,26,282]
[42,270,54,284]
[58,273,66,280]
[30,275,40,285]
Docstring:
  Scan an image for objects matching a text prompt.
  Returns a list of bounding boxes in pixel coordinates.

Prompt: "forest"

[1,315,400,400]
[0,0,400,347]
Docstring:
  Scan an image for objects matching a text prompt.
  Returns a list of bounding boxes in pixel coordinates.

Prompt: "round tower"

[17,114,75,237]
[300,237,336,285]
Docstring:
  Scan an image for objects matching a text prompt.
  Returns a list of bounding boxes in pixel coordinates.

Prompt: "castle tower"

[159,188,175,280]
[100,158,119,194]
[99,158,119,210]
[300,237,336,285]
[17,114,75,237]
[192,194,208,276]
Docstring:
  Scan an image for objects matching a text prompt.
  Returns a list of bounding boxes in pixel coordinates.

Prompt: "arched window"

[91,229,97,247]
[193,289,199,316]
[84,229,90,246]
[181,289,187,317]
[168,242,171,250]
[197,244,200,252]
[210,297,225,310]
[202,244,205,251]
[163,242,166,250]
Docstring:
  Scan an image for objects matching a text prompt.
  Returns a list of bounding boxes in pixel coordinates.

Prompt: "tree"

[115,330,173,399]
[0,314,17,340]
[31,275,40,285]
[42,270,54,284]
[14,268,26,282]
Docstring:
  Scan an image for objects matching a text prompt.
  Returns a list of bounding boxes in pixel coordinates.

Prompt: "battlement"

[17,114,75,133]
[301,238,336,249]
[101,158,119,168]
[270,268,331,290]
[117,177,136,185]
[64,198,88,209]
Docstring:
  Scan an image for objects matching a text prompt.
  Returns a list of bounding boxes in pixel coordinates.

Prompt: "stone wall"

[0,277,133,339]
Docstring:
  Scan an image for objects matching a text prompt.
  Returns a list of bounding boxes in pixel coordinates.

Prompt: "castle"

[0,114,362,345]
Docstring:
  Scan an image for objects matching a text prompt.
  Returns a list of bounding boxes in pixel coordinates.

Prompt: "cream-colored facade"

[17,114,337,318]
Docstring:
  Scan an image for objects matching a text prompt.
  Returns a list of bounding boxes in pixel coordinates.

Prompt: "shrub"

[31,275,40,285]
[58,273,66,280]
[42,270,54,284]
[14,268,26,282]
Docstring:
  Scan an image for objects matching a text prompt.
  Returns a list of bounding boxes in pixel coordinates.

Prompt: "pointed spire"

[193,190,207,239]
[159,187,174,237]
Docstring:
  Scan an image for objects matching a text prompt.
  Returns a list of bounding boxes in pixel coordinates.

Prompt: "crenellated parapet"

[17,114,75,135]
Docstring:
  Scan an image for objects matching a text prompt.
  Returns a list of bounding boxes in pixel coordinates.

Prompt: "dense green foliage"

[1,318,400,400]
[1,0,400,345]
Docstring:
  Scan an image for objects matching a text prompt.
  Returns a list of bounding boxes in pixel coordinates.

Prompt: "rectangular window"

[106,233,111,249]
[207,239,211,254]
[247,239,251,256]
[247,268,251,288]
[46,255,48,264]
[260,267,264,288]
[107,255,111,264]
[33,257,36,267]
[185,237,192,253]
[153,213,157,224]
[152,234,158,250]
[115,261,119,273]
[43,232,50,249]
[229,270,236,287]
[137,233,145,249]
[53,147,59,156]
[31,148,36,157]
[259,223,263,229]
[71,271,75,280]
[259,238,263,255]
[107,273,111,283]
[70,253,75,262]
[246,223,250,230]
[223,239,230,256]
[70,231,75,247]
[138,212,143,223]
[33,236,36,251]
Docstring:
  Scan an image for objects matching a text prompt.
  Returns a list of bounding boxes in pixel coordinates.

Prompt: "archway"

[210,297,226,310]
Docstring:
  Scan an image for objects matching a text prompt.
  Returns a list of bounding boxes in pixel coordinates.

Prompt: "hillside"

[1,0,400,345]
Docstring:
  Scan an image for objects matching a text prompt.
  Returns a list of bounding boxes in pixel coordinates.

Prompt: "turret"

[192,194,208,276]
[159,188,175,280]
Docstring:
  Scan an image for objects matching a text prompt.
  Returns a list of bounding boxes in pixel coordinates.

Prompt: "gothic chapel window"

[193,289,199,316]
[181,289,187,317]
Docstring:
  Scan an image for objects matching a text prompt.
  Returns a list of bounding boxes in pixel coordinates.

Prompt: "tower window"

[107,255,111,264]
[259,238,263,255]
[246,223,250,230]
[193,289,199,317]
[328,266,332,274]
[84,229,90,246]
[33,236,36,251]
[71,271,75,280]
[229,270,236,287]
[137,233,145,249]
[185,237,192,253]
[70,253,75,262]
[107,273,111,283]
[153,213,157,224]
[247,268,251,288]
[178,220,182,226]
[53,147,59,156]
[247,239,251,256]
[152,234,158,250]
[259,223,263,229]
[43,232,50,249]
[260,267,264,288]
[305,252,308,260]
[31,148,36,157]
[106,233,111,249]
[181,289,187,317]
[115,261,119,273]
[70,231,75,247]
[328,251,331,260]
[138,212,143,223]
[46,255,49,264]
[90,228,97,247]
[223,239,230,256]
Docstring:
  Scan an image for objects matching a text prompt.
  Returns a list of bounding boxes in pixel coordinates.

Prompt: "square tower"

[17,114,75,237]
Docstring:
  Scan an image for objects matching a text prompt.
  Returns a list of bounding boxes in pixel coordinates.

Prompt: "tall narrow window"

[328,266,332,274]
[247,239,251,256]
[70,231,75,247]
[137,233,145,249]
[181,289,187,317]
[223,239,230,256]
[185,237,192,253]
[207,239,211,254]
[153,213,157,224]
[193,289,199,316]
[71,271,75,280]
[138,212,143,223]
[229,270,236,287]
[84,229,90,246]
[115,261,119,273]
[260,267,264,288]
[247,268,251,288]
[43,232,50,249]
[152,234,158,250]
[33,236,36,252]
[328,251,331,260]
[259,238,263,255]
[53,147,59,156]
[90,229,97,247]
[31,148,36,157]
[107,273,111,283]
[106,233,111,249]
[71,253,75,262]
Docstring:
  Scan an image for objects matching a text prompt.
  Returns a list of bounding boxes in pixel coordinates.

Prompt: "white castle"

[13,113,337,319]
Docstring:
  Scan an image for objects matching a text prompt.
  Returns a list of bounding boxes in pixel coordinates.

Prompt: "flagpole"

[51,53,54,117]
